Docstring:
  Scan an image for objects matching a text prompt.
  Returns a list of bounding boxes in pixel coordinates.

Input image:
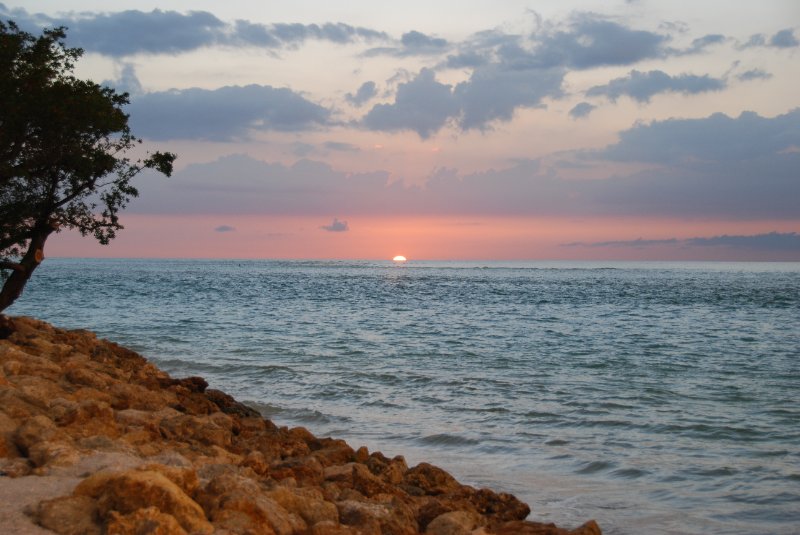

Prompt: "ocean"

[8,258,800,534]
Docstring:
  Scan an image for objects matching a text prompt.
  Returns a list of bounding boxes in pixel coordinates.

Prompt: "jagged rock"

[28,440,80,469]
[210,486,305,535]
[0,318,602,535]
[136,463,199,496]
[106,506,188,535]
[266,485,339,527]
[75,469,213,534]
[31,495,100,535]
[404,462,462,496]
[272,454,324,486]
[13,414,61,456]
[336,499,389,534]
[426,510,484,535]
[471,488,530,522]
[490,519,603,535]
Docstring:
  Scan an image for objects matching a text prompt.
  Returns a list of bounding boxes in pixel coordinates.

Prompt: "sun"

[392,255,407,262]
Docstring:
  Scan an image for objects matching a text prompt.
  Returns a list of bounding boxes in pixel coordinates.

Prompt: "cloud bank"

[0,5,388,56]
[127,84,330,141]
[131,109,800,220]
[563,232,800,254]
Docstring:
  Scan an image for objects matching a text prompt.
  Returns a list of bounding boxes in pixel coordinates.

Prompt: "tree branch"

[0,261,25,273]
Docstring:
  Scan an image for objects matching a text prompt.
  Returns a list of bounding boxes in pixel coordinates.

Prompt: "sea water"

[8,259,800,534]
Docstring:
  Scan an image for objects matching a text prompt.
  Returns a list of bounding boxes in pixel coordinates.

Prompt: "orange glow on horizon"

[43,214,800,261]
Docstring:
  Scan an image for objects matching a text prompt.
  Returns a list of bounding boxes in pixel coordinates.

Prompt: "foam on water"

[9,259,800,534]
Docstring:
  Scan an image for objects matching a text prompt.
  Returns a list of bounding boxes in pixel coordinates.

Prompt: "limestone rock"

[106,506,188,535]
[0,317,602,535]
[426,510,484,535]
[13,414,61,456]
[32,495,100,535]
[75,469,213,534]
[490,519,603,535]
[404,462,462,496]
[266,485,339,527]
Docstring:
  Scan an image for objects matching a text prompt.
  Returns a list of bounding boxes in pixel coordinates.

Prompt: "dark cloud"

[401,30,448,51]
[769,28,799,48]
[736,69,772,82]
[672,34,726,55]
[362,65,563,136]
[127,84,331,141]
[362,69,459,138]
[569,102,596,119]
[531,15,668,69]
[455,65,564,129]
[0,5,388,57]
[267,22,386,47]
[444,51,489,69]
[739,28,799,49]
[290,142,316,157]
[599,109,800,164]
[586,69,726,102]
[214,225,236,232]
[66,9,226,56]
[346,81,378,107]
[132,154,405,215]
[685,232,800,251]
[321,218,349,232]
[324,141,361,152]
[562,238,679,248]
[564,233,800,254]
[132,109,800,220]
[364,30,449,57]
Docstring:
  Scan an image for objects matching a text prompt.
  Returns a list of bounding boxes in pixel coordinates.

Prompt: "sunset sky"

[4,1,799,260]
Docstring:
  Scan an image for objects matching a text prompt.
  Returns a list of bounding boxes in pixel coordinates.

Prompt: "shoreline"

[0,316,601,534]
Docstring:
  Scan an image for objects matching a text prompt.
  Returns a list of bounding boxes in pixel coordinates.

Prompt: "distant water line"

[9,258,800,535]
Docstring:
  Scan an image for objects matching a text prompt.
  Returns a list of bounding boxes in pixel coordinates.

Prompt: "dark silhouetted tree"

[0,21,175,313]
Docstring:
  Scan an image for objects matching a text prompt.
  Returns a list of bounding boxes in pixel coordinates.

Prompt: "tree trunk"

[0,228,51,313]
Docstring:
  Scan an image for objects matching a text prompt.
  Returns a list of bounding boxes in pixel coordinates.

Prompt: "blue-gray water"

[8,259,800,535]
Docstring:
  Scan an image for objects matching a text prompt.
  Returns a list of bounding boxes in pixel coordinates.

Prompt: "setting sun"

[392,255,407,262]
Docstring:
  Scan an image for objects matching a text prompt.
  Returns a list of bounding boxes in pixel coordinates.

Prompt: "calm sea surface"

[8,259,800,534]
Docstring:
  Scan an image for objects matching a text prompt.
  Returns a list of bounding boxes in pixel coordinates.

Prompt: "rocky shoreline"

[0,316,601,535]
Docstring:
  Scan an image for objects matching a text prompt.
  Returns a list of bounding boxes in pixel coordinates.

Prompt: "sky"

[3,1,799,260]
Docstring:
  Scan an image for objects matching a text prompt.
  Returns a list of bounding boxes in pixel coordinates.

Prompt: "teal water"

[8,259,800,534]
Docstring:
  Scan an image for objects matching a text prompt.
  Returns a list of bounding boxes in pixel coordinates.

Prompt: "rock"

[490,519,603,535]
[471,488,530,522]
[272,455,324,486]
[75,469,213,534]
[106,507,188,535]
[13,414,61,456]
[336,500,388,534]
[0,456,31,477]
[310,520,356,534]
[31,495,100,535]
[136,463,199,496]
[28,440,80,469]
[404,462,462,496]
[426,510,484,535]
[210,487,305,535]
[266,486,339,526]
[324,462,392,497]
[0,318,602,535]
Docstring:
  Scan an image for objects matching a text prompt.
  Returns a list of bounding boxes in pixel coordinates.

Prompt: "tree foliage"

[0,21,176,312]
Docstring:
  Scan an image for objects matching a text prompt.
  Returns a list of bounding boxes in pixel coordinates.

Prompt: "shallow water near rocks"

[10,258,800,534]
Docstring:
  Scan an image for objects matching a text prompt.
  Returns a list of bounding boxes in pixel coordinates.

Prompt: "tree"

[0,21,175,314]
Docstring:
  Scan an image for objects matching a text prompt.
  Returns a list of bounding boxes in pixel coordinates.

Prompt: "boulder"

[31,495,100,535]
[425,510,484,535]
[106,507,188,535]
[75,469,213,534]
